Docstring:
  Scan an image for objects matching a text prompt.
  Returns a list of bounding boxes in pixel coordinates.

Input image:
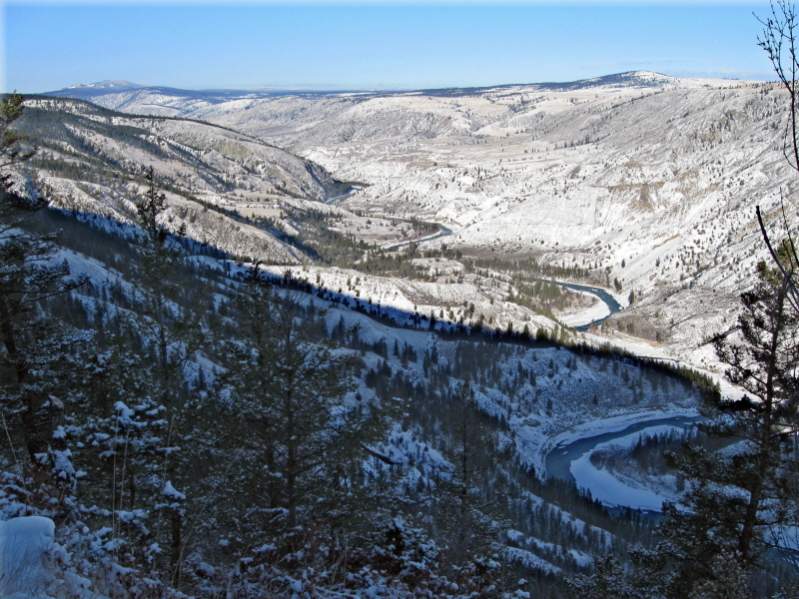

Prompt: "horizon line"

[36,69,772,96]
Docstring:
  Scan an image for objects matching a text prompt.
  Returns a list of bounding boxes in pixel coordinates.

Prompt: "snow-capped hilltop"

[615,70,674,82]
[533,70,676,91]
[625,69,673,80]
[65,79,143,90]
[49,80,147,100]
[578,70,676,87]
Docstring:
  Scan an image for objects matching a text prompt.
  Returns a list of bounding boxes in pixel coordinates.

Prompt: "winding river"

[553,280,623,331]
[325,186,622,329]
[325,192,622,332]
[382,224,454,251]
[546,416,700,482]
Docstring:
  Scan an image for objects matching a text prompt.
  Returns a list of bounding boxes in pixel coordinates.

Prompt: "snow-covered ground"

[0,516,56,599]
[6,71,796,591]
[14,73,779,540]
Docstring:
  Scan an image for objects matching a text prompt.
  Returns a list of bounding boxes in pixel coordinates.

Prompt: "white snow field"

[0,516,56,599]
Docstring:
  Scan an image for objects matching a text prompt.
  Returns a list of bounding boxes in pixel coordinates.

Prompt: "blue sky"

[2,2,776,92]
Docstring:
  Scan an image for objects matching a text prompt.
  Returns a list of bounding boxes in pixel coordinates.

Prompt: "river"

[382,224,454,251]
[323,202,624,334]
[552,280,623,331]
[546,415,701,512]
[546,415,700,483]
[324,185,361,204]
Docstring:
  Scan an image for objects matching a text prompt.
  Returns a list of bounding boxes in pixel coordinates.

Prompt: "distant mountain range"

[46,70,684,101]
[64,79,144,90]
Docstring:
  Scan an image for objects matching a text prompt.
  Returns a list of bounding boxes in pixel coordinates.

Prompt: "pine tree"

[209,268,383,581]
[436,383,506,594]
[131,167,195,583]
[135,166,172,377]
[0,92,32,191]
[714,263,799,564]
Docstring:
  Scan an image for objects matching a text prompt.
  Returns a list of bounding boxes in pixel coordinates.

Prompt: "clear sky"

[2,2,777,93]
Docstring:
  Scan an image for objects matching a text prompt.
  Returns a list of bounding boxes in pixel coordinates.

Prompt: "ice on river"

[569,425,681,512]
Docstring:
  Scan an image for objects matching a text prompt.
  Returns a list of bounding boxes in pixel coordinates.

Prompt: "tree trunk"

[285,384,297,530]
[739,282,786,562]
[170,508,182,585]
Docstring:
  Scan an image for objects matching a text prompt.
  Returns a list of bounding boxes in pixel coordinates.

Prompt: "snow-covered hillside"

[7,96,578,346]
[3,73,756,595]
[49,71,794,372]
[8,97,348,264]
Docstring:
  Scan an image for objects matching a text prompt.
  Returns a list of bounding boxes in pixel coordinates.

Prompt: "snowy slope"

[8,97,347,264]
[46,72,788,373]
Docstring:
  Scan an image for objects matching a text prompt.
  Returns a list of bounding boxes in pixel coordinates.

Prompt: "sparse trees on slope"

[567,555,647,599]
